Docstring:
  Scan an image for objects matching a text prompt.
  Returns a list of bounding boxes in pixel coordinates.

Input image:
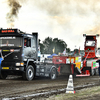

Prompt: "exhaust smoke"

[6,0,22,27]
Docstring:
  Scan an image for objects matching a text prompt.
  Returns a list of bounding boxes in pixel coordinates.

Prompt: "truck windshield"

[86,41,95,46]
[0,36,22,47]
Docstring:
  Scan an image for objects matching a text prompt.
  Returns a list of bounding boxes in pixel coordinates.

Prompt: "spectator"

[0,56,4,69]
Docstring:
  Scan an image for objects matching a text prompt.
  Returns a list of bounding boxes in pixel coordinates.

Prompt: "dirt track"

[0,75,100,100]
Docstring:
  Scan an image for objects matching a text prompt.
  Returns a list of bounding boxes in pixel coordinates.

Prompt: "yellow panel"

[75,62,81,69]
[2,67,9,69]
[3,50,9,52]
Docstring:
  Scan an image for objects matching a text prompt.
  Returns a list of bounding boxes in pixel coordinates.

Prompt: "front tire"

[50,67,57,80]
[23,65,34,81]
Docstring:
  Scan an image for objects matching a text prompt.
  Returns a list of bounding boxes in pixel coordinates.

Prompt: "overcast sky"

[0,0,100,51]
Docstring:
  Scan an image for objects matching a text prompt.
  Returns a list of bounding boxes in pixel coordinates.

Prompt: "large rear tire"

[23,65,34,81]
[50,67,57,80]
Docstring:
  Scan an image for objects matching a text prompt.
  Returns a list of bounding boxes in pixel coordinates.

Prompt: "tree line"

[39,37,70,54]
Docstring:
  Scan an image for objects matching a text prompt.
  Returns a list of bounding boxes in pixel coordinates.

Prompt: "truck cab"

[0,28,38,80]
[83,34,98,59]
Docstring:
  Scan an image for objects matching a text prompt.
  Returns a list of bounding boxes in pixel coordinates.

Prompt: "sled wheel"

[95,68,99,75]
[91,69,95,76]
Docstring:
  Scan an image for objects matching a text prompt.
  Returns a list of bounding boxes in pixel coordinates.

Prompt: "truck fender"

[25,59,34,68]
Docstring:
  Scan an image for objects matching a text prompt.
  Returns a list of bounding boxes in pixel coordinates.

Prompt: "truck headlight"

[16,63,20,66]
[16,62,24,66]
